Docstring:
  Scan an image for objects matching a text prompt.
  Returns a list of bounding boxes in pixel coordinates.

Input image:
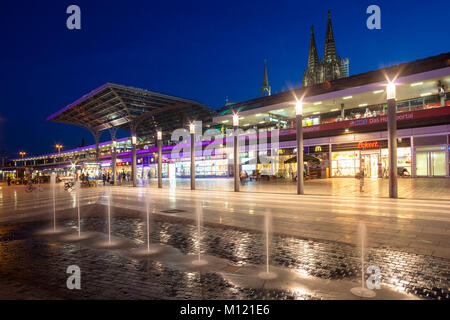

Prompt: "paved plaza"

[0,178,449,300]
[134,177,450,200]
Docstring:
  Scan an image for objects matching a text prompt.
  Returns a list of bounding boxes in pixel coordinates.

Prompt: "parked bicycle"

[25,181,43,193]
[80,180,97,188]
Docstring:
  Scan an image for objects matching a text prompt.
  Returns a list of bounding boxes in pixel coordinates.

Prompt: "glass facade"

[415,146,447,177]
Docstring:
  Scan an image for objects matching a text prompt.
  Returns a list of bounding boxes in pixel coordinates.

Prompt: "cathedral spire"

[307,26,320,71]
[261,59,271,96]
[323,10,338,63]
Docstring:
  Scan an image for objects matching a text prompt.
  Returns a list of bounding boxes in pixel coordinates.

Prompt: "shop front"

[82,163,101,180]
[331,139,411,178]
[174,156,228,178]
[415,146,447,177]
[304,145,330,178]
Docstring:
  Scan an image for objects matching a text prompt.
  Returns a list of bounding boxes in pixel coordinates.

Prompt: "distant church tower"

[302,11,348,87]
[302,26,320,87]
[261,59,271,96]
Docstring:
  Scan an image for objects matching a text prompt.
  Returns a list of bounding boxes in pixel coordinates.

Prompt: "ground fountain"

[36,173,67,235]
[350,222,376,298]
[129,194,163,257]
[60,182,95,242]
[92,187,125,248]
[258,209,277,280]
[192,202,208,266]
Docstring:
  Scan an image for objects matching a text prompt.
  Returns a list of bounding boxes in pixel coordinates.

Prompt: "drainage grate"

[160,209,186,214]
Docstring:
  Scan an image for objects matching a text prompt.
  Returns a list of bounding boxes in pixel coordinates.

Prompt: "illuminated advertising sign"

[357,141,380,150]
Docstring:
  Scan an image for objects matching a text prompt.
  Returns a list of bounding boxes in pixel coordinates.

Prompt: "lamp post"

[157,129,162,188]
[131,134,137,187]
[190,122,196,190]
[111,140,117,184]
[55,144,63,162]
[19,151,26,167]
[233,113,239,192]
[296,101,304,195]
[387,82,398,198]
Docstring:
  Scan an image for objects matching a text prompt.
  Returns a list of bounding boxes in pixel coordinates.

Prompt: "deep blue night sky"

[0,0,449,157]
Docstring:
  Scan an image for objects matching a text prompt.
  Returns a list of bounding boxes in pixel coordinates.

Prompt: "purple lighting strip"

[46,83,110,121]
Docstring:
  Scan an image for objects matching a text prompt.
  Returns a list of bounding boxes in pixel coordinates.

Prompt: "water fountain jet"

[258,209,277,280]
[350,222,376,298]
[192,202,208,266]
[60,183,95,242]
[36,173,67,236]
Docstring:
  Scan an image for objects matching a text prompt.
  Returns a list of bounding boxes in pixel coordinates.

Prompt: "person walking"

[102,173,106,186]
[7,176,11,186]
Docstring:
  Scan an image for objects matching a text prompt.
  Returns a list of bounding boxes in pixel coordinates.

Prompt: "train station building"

[2,52,450,183]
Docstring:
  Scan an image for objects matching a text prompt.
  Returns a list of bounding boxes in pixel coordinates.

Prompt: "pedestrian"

[107,173,110,184]
[102,173,106,186]
[7,176,11,186]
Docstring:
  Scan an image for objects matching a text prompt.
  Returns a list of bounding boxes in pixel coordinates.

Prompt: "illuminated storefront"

[82,163,101,180]
[415,146,447,177]
[174,156,228,178]
[331,139,412,178]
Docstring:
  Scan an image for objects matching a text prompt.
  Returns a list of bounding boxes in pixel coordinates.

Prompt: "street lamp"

[55,144,63,163]
[233,113,239,192]
[190,122,196,190]
[156,129,162,188]
[296,101,304,195]
[131,134,137,187]
[386,81,398,198]
[19,151,26,166]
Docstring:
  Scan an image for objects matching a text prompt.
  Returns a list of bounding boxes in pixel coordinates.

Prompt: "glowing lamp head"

[232,113,239,127]
[295,101,303,115]
[131,135,137,145]
[387,82,396,100]
[157,130,162,140]
[189,122,195,134]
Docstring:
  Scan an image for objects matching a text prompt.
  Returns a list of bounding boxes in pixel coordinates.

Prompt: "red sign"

[357,141,379,149]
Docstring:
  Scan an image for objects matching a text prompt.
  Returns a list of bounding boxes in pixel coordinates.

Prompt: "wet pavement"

[0,182,449,300]
[127,177,450,200]
[0,209,448,300]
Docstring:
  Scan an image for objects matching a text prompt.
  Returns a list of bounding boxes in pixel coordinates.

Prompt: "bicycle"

[25,182,43,193]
